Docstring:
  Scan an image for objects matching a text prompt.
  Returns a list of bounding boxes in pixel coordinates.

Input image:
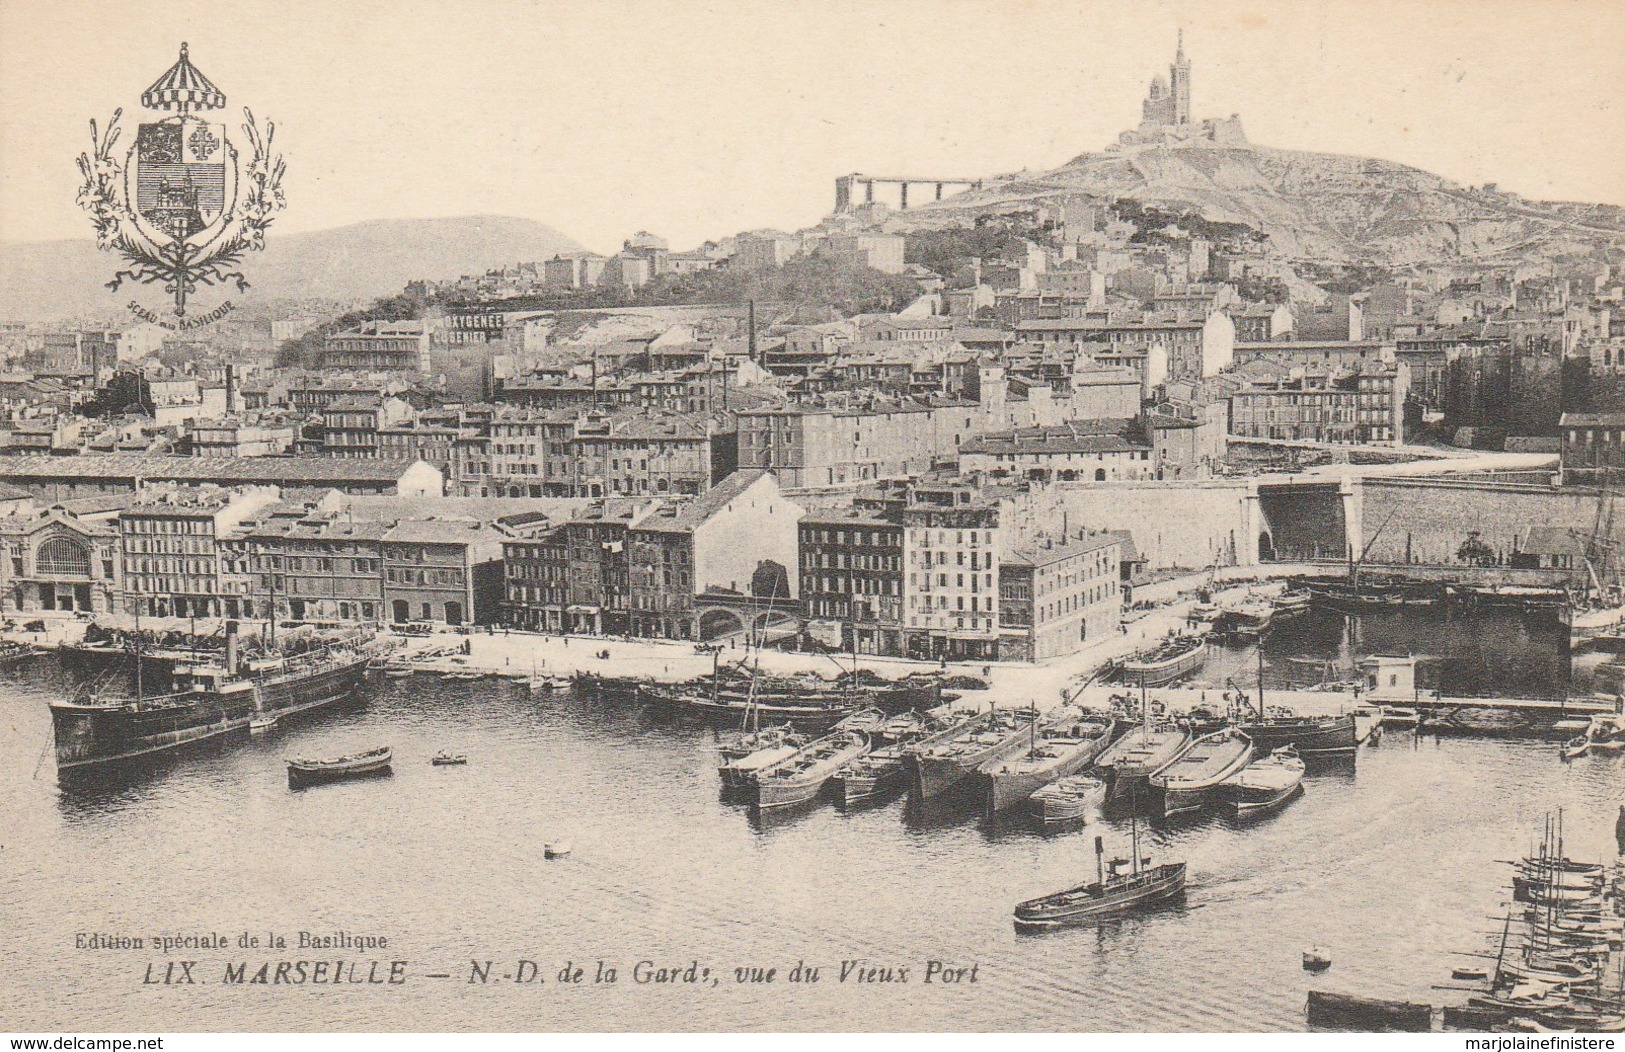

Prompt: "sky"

[2,0,1622,255]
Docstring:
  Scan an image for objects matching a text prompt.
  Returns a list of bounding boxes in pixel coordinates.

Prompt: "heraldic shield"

[126,117,237,249]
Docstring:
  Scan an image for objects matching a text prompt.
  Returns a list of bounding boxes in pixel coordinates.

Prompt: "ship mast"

[133,597,144,708]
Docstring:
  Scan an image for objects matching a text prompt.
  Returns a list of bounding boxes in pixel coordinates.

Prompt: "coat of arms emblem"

[76,43,286,321]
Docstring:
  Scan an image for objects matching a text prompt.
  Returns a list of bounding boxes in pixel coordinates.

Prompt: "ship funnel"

[225,619,240,677]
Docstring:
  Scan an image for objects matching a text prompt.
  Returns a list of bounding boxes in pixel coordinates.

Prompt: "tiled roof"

[634,470,773,534]
[0,453,435,483]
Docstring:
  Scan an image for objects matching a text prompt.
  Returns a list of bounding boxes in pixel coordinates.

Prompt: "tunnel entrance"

[1257,484,1348,563]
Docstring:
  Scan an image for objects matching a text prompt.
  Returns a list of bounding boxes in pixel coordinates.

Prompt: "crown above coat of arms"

[76,43,287,324]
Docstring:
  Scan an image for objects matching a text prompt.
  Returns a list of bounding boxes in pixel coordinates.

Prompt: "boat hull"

[753,732,869,811]
[719,743,799,792]
[1230,780,1303,816]
[834,758,905,808]
[978,717,1115,815]
[1151,730,1253,817]
[287,752,392,788]
[1026,778,1094,826]
[1014,863,1187,929]
[909,719,1034,802]
[1120,641,1207,687]
[1239,715,1356,758]
[1101,729,1192,802]
[52,654,368,782]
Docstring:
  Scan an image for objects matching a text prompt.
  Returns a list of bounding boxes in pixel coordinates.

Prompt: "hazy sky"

[2,0,1621,254]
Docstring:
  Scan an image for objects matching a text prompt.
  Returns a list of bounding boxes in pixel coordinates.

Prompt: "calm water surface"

[1,622,1621,1032]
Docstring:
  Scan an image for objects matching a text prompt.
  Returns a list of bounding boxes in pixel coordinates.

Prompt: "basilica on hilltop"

[1115,32,1248,149]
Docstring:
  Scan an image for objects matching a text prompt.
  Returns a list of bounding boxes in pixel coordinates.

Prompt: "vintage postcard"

[2,0,1624,1039]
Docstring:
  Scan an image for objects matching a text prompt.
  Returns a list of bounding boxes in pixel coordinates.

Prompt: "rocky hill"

[0,215,583,322]
[872,144,1625,270]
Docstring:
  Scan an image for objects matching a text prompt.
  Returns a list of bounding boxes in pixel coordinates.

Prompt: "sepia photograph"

[2,0,1625,1040]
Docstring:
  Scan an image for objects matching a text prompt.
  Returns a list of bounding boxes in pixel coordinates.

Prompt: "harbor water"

[2,613,1621,1032]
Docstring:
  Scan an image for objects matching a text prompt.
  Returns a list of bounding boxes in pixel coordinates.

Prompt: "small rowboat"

[1303,945,1332,972]
[1560,736,1590,761]
[431,752,467,766]
[384,668,414,679]
[287,746,392,788]
[544,841,572,859]
[249,715,278,734]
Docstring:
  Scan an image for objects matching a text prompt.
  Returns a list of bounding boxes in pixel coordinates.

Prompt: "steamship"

[50,622,371,783]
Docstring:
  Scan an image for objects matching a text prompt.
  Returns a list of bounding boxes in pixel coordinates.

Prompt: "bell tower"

[1170,29,1192,126]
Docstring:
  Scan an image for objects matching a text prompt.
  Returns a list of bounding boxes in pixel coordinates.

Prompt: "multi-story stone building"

[1560,411,1625,486]
[899,482,1002,661]
[380,519,504,627]
[501,499,654,634]
[120,486,279,618]
[189,416,296,457]
[481,408,736,498]
[737,399,980,489]
[321,322,432,373]
[1229,362,1408,446]
[1016,311,1236,384]
[958,423,1155,482]
[627,471,803,640]
[245,511,389,626]
[797,508,905,656]
[0,501,123,616]
[818,233,905,275]
[997,532,1121,662]
[318,396,415,458]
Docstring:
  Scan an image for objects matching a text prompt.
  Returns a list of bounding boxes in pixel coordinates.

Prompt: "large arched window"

[37,536,90,576]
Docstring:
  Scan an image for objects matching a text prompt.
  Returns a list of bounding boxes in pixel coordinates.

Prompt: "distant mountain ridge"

[871,143,1625,270]
[0,216,584,322]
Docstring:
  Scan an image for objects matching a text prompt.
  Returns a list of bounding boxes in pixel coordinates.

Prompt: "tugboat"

[1014,811,1186,930]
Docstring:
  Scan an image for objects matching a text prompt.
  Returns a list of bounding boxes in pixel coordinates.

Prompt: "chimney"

[224,364,237,414]
[224,619,240,677]
[747,300,758,365]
